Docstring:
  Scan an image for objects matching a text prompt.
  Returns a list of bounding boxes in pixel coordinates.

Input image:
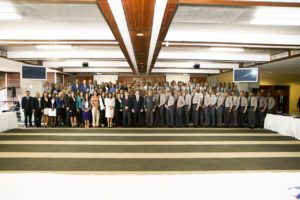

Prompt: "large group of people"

[21,79,276,129]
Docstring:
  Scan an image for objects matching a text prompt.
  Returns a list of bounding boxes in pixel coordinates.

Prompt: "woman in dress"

[99,92,106,127]
[48,94,57,127]
[55,92,65,127]
[41,91,50,127]
[105,93,115,127]
[69,91,77,127]
[76,91,84,127]
[82,93,92,128]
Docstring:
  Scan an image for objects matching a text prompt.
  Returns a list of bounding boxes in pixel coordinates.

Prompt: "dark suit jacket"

[21,96,33,112]
[80,84,89,93]
[32,97,42,111]
[121,96,133,110]
[114,98,122,114]
[72,84,80,92]
[41,97,50,109]
[132,95,144,112]
[64,94,71,109]
[297,97,300,111]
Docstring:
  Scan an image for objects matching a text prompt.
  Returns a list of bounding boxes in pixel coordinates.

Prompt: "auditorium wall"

[208,71,300,114]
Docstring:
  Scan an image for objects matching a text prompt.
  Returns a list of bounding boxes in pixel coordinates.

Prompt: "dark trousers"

[146,110,154,127]
[159,106,165,127]
[65,109,70,127]
[239,106,246,127]
[191,104,198,127]
[123,109,131,127]
[77,109,82,126]
[199,107,205,127]
[34,110,42,127]
[176,107,183,127]
[210,106,216,127]
[133,110,143,127]
[166,106,174,127]
[258,109,266,128]
[232,106,239,127]
[154,108,160,126]
[224,107,231,127]
[248,107,256,128]
[24,111,33,127]
[204,107,210,126]
[217,106,223,127]
[184,105,189,127]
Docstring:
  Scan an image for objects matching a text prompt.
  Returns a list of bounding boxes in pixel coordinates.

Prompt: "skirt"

[70,109,77,117]
[82,110,92,121]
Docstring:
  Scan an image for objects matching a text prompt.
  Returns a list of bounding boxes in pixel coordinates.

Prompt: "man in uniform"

[157,89,166,127]
[257,92,267,128]
[224,91,233,127]
[232,91,240,128]
[210,90,217,127]
[216,92,225,127]
[191,88,201,127]
[203,90,211,127]
[248,92,258,129]
[165,90,175,127]
[239,91,248,128]
[144,90,156,127]
[176,91,185,127]
[267,92,276,114]
[183,89,191,127]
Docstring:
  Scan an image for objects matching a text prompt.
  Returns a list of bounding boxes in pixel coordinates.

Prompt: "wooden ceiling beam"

[178,0,300,7]
[122,0,156,74]
[11,0,96,4]
[148,0,179,74]
[97,0,137,74]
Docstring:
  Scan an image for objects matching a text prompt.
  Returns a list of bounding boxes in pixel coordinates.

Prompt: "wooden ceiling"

[122,0,156,74]
[8,0,300,75]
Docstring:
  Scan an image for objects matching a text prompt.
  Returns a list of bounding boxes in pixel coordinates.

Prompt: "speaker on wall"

[82,62,89,67]
[193,64,200,69]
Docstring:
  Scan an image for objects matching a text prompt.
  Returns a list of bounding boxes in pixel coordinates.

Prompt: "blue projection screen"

[22,66,46,80]
[233,68,258,82]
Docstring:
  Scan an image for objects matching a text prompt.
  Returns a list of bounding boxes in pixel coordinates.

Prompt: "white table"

[0,112,18,132]
[264,113,300,140]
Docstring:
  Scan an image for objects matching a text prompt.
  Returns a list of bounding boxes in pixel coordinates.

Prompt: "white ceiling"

[0,2,115,40]
[166,5,300,45]
[259,56,300,75]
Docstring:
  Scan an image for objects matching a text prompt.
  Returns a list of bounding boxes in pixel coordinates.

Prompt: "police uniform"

[216,94,225,127]
[232,95,240,127]
[239,96,248,127]
[165,94,175,127]
[210,94,217,127]
[248,96,257,128]
[176,95,185,127]
[224,95,233,127]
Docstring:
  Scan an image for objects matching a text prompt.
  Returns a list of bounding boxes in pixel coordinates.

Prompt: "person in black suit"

[41,91,50,127]
[21,90,33,127]
[32,92,42,127]
[114,93,123,127]
[297,97,300,112]
[71,79,80,92]
[64,91,71,127]
[69,91,77,127]
[132,90,144,127]
[121,91,133,127]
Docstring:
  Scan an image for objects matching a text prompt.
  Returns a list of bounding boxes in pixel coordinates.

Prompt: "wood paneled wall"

[119,75,166,84]
[0,72,5,89]
[190,76,207,83]
[7,73,20,88]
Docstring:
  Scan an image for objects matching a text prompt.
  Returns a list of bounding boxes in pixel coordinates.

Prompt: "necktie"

[191,94,194,104]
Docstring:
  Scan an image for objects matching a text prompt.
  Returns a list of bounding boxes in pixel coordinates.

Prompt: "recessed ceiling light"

[136,33,144,37]
[209,47,244,52]
[36,45,73,50]
[0,13,22,20]
[165,41,170,47]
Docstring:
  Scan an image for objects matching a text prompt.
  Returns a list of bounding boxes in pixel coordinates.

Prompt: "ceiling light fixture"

[36,45,73,50]
[136,33,144,37]
[165,41,170,47]
[0,13,22,20]
[209,47,244,52]
[251,7,300,26]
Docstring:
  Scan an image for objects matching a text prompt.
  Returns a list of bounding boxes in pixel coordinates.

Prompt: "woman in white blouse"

[105,93,115,127]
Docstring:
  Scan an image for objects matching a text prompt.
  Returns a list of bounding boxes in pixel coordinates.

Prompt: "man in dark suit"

[80,80,89,94]
[297,97,300,112]
[21,90,33,127]
[64,91,71,127]
[132,90,144,127]
[71,79,80,92]
[32,92,42,127]
[122,91,133,127]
